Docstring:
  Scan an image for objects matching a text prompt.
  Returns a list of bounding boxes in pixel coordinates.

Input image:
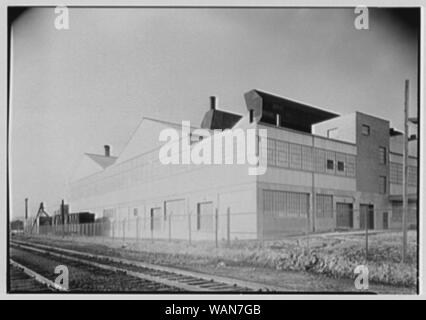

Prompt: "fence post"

[168,213,172,242]
[215,208,218,248]
[112,220,115,240]
[365,207,369,261]
[151,217,154,243]
[136,216,140,241]
[188,211,192,245]
[227,207,231,246]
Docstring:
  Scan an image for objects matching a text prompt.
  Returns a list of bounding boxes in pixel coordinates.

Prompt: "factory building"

[68,89,418,240]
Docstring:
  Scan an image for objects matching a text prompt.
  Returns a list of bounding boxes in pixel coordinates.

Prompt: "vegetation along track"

[10,239,284,292]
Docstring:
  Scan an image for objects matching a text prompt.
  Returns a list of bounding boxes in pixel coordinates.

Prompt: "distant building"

[68,89,418,240]
[10,220,24,231]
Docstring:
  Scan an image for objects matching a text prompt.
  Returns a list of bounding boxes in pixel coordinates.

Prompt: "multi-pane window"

[362,124,370,136]
[264,138,356,177]
[267,139,276,166]
[314,149,326,173]
[289,144,302,169]
[325,151,335,173]
[390,162,402,183]
[302,146,313,171]
[378,147,387,164]
[408,166,418,186]
[263,190,309,218]
[276,140,289,167]
[316,194,333,218]
[390,163,417,186]
[336,153,346,175]
[379,176,387,194]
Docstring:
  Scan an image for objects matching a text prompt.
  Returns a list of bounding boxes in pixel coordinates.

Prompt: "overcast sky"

[10,7,419,218]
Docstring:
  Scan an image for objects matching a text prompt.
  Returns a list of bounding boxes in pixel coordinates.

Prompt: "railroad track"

[10,239,284,292]
[9,259,64,293]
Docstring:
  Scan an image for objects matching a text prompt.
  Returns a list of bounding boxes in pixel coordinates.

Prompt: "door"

[336,203,353,228]
[360,204,374,229]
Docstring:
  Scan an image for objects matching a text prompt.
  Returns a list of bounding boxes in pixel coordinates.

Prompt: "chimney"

[210,96,217,110]
[104,145,111,157]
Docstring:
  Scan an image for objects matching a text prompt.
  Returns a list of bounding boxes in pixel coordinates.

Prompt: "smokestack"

[25,198,28,220]
[210,96,217,110]
[104,145,111,157]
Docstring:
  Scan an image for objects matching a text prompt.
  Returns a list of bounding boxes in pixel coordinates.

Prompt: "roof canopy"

[244,89,339,133]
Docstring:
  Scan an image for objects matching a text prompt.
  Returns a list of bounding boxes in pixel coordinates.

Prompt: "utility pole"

[25,198,28,233]
[365,206,369,261]
[61,199,65,238]
[402,79,409,263]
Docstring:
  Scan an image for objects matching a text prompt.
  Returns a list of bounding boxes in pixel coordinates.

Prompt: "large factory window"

[289,144,302,169]
[276,140,289,167]
[316,194,333,218]
[263,190,309,218]
[267,139,276,166]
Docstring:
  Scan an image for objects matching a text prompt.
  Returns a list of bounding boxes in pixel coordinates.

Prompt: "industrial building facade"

[68,89,418,240]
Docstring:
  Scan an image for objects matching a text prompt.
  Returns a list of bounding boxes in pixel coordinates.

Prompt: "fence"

[24,206,418,250]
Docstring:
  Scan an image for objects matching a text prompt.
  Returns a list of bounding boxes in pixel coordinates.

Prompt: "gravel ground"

[10,246,178,292]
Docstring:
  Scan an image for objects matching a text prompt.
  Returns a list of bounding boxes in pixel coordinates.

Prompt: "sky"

[10,7,419,219]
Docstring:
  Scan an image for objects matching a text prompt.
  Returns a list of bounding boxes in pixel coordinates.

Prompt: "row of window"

[389,163,418,186]
[263,191,339,219]
[264,138,356,177]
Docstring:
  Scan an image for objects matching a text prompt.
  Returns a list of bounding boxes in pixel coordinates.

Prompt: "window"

[289,144,302,169]
[133,208,138,217]
[408,166,418,186]
[327,159,334,170]
[267,139,276,166]
[337,161,344,171]
[390,162,402,184]
[302,146,314,171]
[346,155,356,177]
[361,124,370,136]
[316,194,333,218]
[263,190,309,218]
[276,140,289,167]
[378,147,387,164]
[249,110,254,123]
[379,176,387,194]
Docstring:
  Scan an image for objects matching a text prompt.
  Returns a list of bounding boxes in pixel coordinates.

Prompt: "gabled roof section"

[201,109,242,130]
[71,153,117,182]
[115,117,200,164]
[85,153,117,169]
